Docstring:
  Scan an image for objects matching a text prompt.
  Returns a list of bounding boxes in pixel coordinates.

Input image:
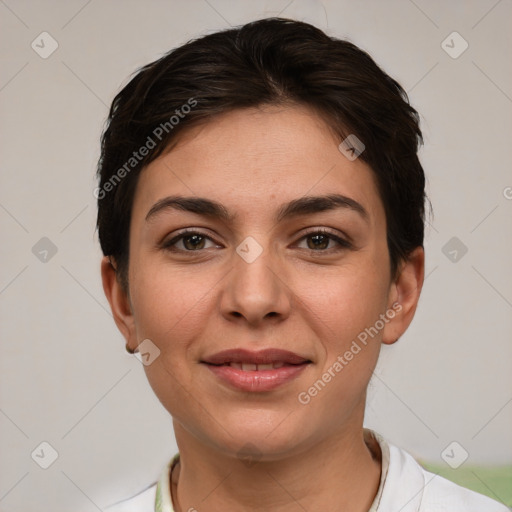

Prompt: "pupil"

[185,235,204,250]
[309,234,328,250]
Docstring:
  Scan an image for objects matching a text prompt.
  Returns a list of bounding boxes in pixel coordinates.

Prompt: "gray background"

[1,0,511,510]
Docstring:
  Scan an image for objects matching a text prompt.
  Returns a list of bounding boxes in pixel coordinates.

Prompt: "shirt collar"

[155,453,179,512]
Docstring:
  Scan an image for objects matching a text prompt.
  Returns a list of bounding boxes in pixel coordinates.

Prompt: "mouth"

[201,348,312,392]
[210,361,294,371]
[202,348,311,366]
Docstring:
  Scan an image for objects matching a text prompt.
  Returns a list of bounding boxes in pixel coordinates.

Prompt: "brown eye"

[297,229,351,252]
[162,231,218,252]
[181,234,206,250]
[306,233,330,250]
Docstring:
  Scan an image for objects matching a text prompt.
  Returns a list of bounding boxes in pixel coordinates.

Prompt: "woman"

[97,17,507,512]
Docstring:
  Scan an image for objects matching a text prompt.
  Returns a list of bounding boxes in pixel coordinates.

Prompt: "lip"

[201,348,311,393]
[202,348,310,365]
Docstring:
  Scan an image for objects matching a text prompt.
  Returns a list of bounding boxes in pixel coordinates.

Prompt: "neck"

[170,423,382,512]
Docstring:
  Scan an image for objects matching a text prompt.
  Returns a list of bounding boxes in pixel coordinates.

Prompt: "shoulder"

[420,467,509,511]
[372,431,509,512]
[103,483,157,512]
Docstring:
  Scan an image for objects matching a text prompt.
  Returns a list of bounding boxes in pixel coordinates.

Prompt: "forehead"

[132,105,384,226]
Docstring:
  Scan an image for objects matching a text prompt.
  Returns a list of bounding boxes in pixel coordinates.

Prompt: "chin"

[210,413,312,460]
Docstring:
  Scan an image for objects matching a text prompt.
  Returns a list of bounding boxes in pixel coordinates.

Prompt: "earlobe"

[100,256,137,350]
[382,247,425,345]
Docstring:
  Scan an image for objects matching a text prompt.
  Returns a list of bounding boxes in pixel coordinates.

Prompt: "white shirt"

[104,429,509,511]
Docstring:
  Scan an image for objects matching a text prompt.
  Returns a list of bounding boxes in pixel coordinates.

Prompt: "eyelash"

[161,228,352,254]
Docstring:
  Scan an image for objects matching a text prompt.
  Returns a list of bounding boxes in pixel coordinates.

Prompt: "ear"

[382,247,425,345]
[101,256,138,352]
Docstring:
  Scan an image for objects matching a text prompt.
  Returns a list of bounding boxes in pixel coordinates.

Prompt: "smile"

[201,348,312,392]
[218,361,287,370]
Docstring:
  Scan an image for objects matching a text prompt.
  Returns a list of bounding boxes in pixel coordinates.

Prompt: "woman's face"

[106,105,420,460]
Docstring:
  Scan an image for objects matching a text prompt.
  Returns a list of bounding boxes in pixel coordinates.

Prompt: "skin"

[102,104,424,512]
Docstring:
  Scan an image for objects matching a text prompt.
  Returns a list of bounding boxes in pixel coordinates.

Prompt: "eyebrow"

[145,193,369,224]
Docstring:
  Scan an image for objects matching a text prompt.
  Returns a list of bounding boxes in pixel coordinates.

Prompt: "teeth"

[228,362,288,371]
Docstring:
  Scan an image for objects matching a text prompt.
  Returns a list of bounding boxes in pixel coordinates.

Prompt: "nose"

[219,240,292,327]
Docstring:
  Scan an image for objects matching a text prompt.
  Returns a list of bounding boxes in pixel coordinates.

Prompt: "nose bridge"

[221,235,290,324]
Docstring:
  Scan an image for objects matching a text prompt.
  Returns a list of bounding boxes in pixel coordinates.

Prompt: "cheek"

[295,270,386,408]
[129,261,212,341]
[299,262,389,339]
[296,261,389,395]
[129,266,209,417]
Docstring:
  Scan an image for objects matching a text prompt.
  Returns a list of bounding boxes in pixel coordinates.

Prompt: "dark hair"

[96,17,427,290]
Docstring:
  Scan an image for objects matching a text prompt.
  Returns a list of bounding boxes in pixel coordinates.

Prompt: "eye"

[296,229,351,252]
[161,228,351,254]
[162,230,219,252]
